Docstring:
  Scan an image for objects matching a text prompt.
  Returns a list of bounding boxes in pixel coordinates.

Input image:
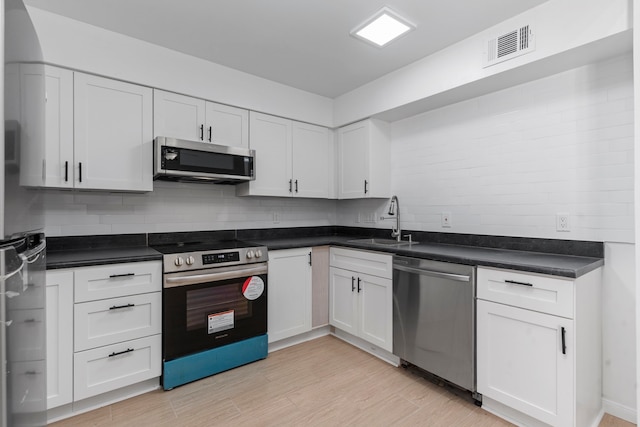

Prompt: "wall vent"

[484,25,535,68]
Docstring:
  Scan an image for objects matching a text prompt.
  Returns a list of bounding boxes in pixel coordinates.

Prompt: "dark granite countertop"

[249,236,603,278]
[46,227,604,278]
[47,246,162,270]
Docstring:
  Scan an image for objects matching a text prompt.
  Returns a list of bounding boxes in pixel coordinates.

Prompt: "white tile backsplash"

[338,54,634,243]
[42,182,338,236]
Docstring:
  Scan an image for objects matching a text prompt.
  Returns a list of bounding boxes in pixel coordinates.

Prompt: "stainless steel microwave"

[153,137,255,184]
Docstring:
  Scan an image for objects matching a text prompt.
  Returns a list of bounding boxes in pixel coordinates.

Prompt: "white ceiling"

[23,0,548,98]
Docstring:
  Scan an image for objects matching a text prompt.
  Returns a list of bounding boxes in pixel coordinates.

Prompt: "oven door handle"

[164,264,268,288]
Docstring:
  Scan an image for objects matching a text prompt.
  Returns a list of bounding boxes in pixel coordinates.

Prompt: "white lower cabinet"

[46,270,74,409]
[46,261,162,415]
[329,248,392,352]
[476,266,602,427]
[267,248,312,343]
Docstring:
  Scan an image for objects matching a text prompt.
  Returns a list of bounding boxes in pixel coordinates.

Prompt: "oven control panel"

[162,245,268,273]
[203,251,240,265]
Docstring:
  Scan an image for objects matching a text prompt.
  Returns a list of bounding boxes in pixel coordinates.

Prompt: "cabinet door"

[292,121,330,198]
[328,267,358,336]
[43,66,75,188]
[153,90,206,141]
[357,273,392,352]
[267,248,312,343]
[74,73,153,191]
[477,300,573,427]
[240,112,292,196]
[205,102,249,147]
[46,270,74,409]
[337,120,369,199]
[19,64,74,188]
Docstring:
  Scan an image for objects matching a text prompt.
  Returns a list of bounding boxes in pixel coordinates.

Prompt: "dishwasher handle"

[393,264,471,282]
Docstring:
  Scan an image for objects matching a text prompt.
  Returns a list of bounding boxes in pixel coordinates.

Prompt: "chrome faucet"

[380,195,401,241]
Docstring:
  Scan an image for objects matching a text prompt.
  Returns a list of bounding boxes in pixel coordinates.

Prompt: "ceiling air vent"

[484,25,535,68]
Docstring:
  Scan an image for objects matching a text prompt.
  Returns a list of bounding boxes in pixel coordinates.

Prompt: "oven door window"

[163,273,267,361]
[186,284,251,331]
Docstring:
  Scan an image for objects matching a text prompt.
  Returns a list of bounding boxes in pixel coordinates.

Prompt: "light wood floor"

[51,335,635,427]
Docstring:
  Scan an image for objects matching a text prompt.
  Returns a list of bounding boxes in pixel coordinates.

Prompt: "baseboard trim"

[331,328,400,366]
[47,378,160,424]
[603,398,637,424]
[268,325,330,353]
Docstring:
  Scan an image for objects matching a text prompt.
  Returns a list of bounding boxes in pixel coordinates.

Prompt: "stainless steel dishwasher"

[393,256,478,398]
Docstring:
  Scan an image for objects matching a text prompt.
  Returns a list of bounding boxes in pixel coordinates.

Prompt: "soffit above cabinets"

[23,0,548,98]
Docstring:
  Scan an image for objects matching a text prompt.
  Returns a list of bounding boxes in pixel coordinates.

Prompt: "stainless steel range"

[152,240,268,390]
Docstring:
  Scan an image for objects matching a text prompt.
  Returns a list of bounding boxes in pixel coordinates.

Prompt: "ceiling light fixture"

[351,6,415,48]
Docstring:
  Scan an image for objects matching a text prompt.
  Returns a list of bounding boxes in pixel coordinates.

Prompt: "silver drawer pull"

[504,279,533,287]
[109,348,134,358]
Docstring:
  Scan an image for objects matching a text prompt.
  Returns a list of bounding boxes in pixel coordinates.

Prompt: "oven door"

[163,263,267,361]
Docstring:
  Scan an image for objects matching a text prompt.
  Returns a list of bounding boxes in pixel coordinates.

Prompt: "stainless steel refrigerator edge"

[2,0,47,426]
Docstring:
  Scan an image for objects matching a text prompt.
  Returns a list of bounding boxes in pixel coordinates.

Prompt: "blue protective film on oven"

[162,334,268,390]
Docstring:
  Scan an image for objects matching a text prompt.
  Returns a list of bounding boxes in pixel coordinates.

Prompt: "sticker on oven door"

[242,276,264,300]
[208,310,234,334]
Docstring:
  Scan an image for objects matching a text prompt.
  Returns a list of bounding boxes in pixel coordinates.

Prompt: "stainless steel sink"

[347,238,418,246]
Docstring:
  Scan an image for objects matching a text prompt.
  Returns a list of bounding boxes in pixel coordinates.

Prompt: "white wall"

[334,0,631,126]
[339,55,634,244]
[40,182,337,237]
[25,7,334,128]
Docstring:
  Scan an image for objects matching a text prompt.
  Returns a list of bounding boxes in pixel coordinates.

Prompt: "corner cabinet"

[337,119,390,199]
[267,248,313,343]
[153,89,249,147]
[329,248,393,352]
[236,112,333,198]
[476,266,602,427]
[18,65,153,192]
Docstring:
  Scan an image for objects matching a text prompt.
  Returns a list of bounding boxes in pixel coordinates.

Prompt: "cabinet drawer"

[329,247,392,279]
[74,261,161,302]
[477,267,574,318]
[73,334,161,401]
[74,292,162,351]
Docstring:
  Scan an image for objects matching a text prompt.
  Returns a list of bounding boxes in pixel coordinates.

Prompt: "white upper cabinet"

[337,119,390,199]
[74,73,153,191]
[292,121,331,198]
[18,65,153,192]
[153,89,249,147]
[237,111,332,198]
[18,64,74,188]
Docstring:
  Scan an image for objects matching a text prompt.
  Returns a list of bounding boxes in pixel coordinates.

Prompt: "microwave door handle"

[164,264,268,288]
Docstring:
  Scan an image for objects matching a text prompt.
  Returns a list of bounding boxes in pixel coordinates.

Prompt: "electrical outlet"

[356,212,361,223]
[272,212,280,224]
[441,212,452,228]
[556,213,570,232]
